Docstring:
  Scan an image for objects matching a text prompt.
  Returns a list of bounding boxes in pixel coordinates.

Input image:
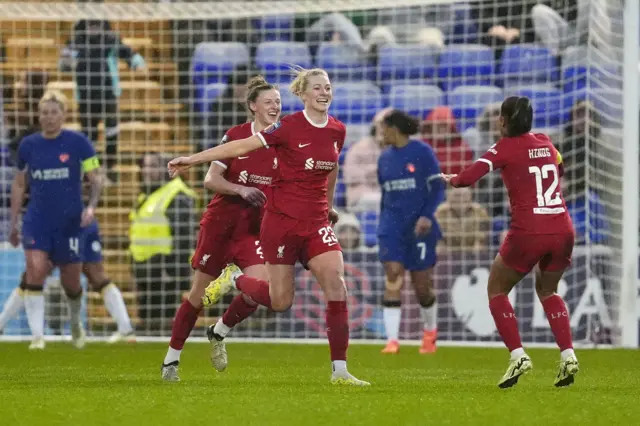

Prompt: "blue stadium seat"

[255,42,312,83]
[388,84,444,119]
[355,211,379,248]
[500,44,558,86]
[377,44,438,82]
[331,82,383,124]
[316,43,366,80]
[590,88,623,127]
[562,64,621,93]
[448,2,478,44]
[252,14,294,41]
[448,85,503,130]
[345,124,371,147]
[438,44,494,91]
[199,83,227,114]
[191,42,250,111]
[507,85,563,128]
[278,86,304,115]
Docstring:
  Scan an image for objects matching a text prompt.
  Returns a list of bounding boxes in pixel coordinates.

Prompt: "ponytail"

[500,96,533,137]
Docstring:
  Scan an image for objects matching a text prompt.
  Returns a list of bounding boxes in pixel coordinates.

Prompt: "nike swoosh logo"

[298,143,311,148]
[238,156,249,159]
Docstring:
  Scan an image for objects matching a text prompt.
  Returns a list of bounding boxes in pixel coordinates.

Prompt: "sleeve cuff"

[213,160,227,169]
[256,132,269,149]
[477,158,493,172]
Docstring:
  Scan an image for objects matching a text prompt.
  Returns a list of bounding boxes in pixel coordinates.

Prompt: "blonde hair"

[246,75,277,117]
[39,90,67,112]
[288,66,329,98]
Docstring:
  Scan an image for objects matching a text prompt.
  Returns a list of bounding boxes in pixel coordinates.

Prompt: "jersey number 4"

[528,165,562,207]
[69,238,79,255]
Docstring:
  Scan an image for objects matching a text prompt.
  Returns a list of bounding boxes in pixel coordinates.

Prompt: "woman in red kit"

[161,76,281,382]
[168,67,369,386]
[441,96,579,389]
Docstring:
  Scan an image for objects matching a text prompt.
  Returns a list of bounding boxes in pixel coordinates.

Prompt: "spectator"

[129,153,196,333]
[205,65,260,149]
[422,106,474,175]
[305,12,367,59]
[560,99,600,176]
[470,0,538,60]
[7,71,48,147]
[343,107,391,210]
[531,0,589,55]
[334,212,362,250]
[473,102,507,217]
[435,187,490,252]
[60,19,146,182]
[561,159,609,245]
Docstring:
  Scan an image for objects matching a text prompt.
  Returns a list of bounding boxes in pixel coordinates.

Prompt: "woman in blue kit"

[376,109,445,354]
[8,91,103,350]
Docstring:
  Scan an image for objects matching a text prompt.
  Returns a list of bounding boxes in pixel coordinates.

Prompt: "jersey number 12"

[528,164,562,207]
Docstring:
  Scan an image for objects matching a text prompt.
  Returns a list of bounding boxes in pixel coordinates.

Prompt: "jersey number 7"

[529,165,562,208]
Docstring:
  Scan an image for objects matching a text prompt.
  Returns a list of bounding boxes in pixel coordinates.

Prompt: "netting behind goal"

[0,0,635,346]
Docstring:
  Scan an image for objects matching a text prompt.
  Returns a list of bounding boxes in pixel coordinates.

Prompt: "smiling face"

[250,88,281,127]
[301,72,332,114]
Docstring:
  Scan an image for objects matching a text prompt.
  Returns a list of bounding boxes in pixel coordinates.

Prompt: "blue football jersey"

[377,140,445,238]
[17,130,99,230]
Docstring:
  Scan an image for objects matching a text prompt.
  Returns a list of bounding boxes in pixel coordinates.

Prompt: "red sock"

[236,275,272,309]
[542,294,573,351]
[169,300,201,350]
[326,301,349,361]
[489,295,523,352]
[222,294,258,328]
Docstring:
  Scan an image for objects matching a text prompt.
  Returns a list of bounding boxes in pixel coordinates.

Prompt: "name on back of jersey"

[383,178,416,192]
[31,167,70,181]
[528,148,551,159]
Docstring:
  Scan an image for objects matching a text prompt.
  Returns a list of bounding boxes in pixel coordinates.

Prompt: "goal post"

[0,0,636,347]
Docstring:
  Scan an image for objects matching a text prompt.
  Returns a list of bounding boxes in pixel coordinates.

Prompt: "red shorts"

[191,216,264,277]
[499,230,575,274]
[260,210,342,266]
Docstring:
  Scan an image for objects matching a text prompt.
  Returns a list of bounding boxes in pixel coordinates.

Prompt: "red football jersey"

[203,122,278,231]
[454,132,573,234]
[256,111,346,221]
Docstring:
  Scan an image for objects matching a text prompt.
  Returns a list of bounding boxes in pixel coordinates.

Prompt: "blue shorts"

[22,221,83,265]
[80,221,103,264]
[378,233,438,271]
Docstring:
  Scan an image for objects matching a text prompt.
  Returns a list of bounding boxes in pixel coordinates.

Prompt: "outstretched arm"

[168,136,264,177]
[448,161,491,188]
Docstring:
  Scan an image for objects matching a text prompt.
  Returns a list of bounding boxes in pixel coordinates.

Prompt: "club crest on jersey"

[406,163,415,173]
[264,121,281,134]
[59,153,69,163]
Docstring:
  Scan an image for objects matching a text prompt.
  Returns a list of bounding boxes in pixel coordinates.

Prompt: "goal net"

[0,0,636,347]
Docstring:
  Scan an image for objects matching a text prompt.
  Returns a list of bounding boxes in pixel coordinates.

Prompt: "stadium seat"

[438,44,494,91]
[200,83,227,113]
[191,42,250,111]
[316,42,366,80]
[97,122,177,154]
[506,84,563,128]
[331,82,383,124]
[121,37,154,61]
[5,37,58,64]
[562,64,621,94]
[252,14,294,41]
[447,85,503,130]
[255,41,312,83]
[355,211,379,248]
[119,81,163,105]
[500,44,558,86]
[562,46,589,69]
[278,86,304,115]
[590,88,623,127]
[388,84,444,119]
[448,2,478,44]
[377,44,438,82]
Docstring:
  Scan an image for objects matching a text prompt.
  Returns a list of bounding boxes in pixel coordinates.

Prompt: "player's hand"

[9,226,20,248]
[414,216,432,236]
[167,156,194,178]
[328,208,340,226]
[440,173,457,185]
[81,207,95,227]
[238,187,267,207]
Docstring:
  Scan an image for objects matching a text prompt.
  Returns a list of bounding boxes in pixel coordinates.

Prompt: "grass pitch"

[0,342,638,426]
